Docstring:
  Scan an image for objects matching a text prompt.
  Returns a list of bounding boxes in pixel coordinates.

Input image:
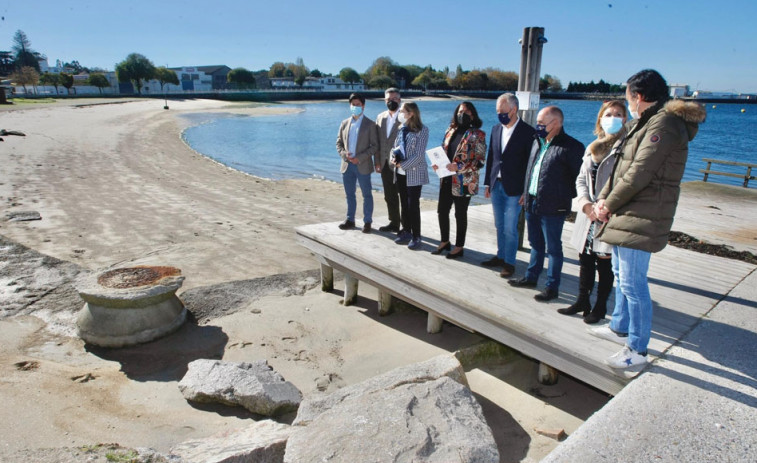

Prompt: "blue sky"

[2,0,756,93]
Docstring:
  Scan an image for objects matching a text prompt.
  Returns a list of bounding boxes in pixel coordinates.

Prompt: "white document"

[425,146,455,178]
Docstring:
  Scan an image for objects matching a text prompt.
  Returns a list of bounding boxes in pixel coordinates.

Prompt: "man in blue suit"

[482,93,536,278]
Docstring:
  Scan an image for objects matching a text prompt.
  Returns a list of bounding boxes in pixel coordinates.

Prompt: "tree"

[39,73,62,94]
[411,68,434,91]
[462,70,488,90]
[0,51,14,75]
[540,74,562,92]
[366,75,394,89]
[450,64,465,89]
[483,68,519,90]
[63,60,88,74]
[115,53,156,95]
[309,69,322,78]
[88,73,110,94]
[12,30,39,72]
[269,62,286,78]
[11,66,39,93]
[155,67,179,92]
[339,67,361,88]
[227,67,256,89]
[59,72,74,95]
[292,57,309,87]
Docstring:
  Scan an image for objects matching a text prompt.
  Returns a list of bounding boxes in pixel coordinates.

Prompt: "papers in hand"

[425,146,455,178]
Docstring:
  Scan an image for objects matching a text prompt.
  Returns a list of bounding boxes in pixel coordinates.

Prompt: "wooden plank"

[701,158,757,168]
[699,169,754,180]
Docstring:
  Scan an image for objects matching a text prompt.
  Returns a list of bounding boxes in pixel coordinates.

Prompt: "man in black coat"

[509,106,584,301]
[483,93,536,278]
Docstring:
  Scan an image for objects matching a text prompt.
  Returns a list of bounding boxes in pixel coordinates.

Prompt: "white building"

[669,84,689,98]
[270,76,365,91]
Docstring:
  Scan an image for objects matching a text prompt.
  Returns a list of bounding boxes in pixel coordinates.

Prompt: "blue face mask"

[601,116,624,135]
[535,124,548,139]
[497,112,511,125]
[350,104,363,117]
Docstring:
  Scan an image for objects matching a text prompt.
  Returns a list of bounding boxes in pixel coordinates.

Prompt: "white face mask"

[600,116,624,135]
[398,111,407,124]
[628,96,640,120]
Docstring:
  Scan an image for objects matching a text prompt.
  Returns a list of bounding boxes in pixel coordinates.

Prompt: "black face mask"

[386,100,399,111]
[457,112,471,127]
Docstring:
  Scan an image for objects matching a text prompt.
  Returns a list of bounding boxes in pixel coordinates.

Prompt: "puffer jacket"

[597,99,707,252]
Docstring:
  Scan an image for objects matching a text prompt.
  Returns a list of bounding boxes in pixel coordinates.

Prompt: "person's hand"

[447,163,458,172]
[518,194,525,206]
[484,186,490,199]
[468,183,476,194]
[432,165,439,171]
[594,199,611,222]
[375,163,381,173]
[349,157,359,165]
[582,203,598,221]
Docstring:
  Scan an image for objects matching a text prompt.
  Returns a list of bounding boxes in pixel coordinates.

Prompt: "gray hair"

[496,93,519,110]
[385,87,401,96]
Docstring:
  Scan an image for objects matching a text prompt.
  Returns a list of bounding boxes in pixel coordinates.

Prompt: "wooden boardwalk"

[295,205,755,395]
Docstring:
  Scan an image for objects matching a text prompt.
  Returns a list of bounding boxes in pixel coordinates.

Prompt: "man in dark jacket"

[482,93,536,278]
[509,106,584,301]
[590,69,706,369]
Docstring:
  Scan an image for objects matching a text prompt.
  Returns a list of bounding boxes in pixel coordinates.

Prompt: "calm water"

[182,99,756,199]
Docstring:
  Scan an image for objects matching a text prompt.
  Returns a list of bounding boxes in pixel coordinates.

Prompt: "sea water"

[182,99,756,199]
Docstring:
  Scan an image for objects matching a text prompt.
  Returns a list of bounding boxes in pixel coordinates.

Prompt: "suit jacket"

[336,115,378,175]
[484,119,536,196]
[376,110,401,168]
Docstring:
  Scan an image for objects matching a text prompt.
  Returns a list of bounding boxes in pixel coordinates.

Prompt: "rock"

[534,427,567,441]
[293,354,467,426]
[284,377,499,463]
[6,211,41,222]
[179,359,302,416]
[170,420,291,463]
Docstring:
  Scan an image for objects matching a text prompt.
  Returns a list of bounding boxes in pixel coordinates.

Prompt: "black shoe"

[583,307,607,324]
[534,288,559,302]
[499,263,515,278]
[431,242,451,255]
[378,223,400,233]
[338,220,355,230]
[557,299,591,316]
[446,248,464,259]
[481,256,505,268]
[362,223,372,234]
[508,277,537,288]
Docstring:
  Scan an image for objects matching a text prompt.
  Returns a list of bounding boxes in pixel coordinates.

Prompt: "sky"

[2,0,756,93]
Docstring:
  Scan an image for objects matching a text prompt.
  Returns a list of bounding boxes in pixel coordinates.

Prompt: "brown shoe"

[499,263,515,278]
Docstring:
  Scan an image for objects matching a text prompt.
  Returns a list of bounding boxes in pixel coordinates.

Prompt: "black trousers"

[380,162,400,226]
[437,177,471,247]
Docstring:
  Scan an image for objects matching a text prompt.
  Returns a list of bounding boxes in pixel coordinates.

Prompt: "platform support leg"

[537,363,559,385]
[427,313,443,334]
[377,290,394,316]
[320,264,334,292]
[343,273,358,306]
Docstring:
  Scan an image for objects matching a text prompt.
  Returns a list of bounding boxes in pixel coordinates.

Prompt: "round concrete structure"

[75,266,186,348]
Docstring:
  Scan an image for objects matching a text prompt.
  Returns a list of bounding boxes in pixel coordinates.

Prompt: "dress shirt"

[348,114,363,156]
[386,111,398,137]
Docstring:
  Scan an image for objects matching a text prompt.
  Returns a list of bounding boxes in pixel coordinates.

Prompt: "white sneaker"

[588,325,628,345]
[606,346,648,369]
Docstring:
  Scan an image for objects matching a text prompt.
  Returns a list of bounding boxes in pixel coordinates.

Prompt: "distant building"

[270,76,365,91]
[669,84,689,98]
[168,65,231,91]
[691,90,739,99]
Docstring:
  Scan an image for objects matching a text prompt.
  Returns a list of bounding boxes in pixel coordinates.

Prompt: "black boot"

[558,253,595,316]
[584,257,613,324]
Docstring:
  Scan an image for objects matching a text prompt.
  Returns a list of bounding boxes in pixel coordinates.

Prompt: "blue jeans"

[342,163,373,224]
[609,246,652,354]
[525,206,565,290]
[491,180,521,265]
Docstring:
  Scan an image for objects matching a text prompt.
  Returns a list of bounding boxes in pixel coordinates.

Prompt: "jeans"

[609,246,652,354]
[342,162,373,224]
[525,203,565,290]
[438,177,471,247]
[491,180,521,265]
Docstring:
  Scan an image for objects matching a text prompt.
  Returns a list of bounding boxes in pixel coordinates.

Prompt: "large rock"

[170,420,291,463]
[179,359,302,416]
[284,376,498,463]
[293,354,467,426]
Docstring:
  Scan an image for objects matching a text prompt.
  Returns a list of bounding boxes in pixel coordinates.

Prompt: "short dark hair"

[449,101,483,129]
[627,69,668,102]
[349,93,365,105]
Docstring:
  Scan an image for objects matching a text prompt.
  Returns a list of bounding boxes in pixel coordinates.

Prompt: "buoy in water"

[741,108,746,113]
[712,105,717,109]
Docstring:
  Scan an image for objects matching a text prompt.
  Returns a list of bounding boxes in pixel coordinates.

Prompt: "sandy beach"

[0,98,617,462]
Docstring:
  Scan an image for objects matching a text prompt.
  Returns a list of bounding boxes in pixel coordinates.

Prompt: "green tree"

[88,73,110,94]
[366,75,394,89]
[11,66,39,93]
[451,64,465,89]
[63,60,88,74]
[12,30,40,72]
[411,68,434,91]
[339,67,361,88]
[365,56,396,78]
[227,67,256,89]
[540,74,562,92]
[483,68,519,90]
[115,53,156,95]
[309,69,322,78]
[269,62,286,78]
[292,57,309,87]
[155,67,179,92]
[39,73,62,95]
[462,70,488,90]
[60,72,74,95]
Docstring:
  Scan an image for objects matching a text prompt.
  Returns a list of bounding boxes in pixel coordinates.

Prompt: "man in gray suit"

[374,88,402,233]
[336,93,379,233]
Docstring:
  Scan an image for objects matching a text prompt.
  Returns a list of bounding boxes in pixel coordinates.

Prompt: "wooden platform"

[295,205,755,395]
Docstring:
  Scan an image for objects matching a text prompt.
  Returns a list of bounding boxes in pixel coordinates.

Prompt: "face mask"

[398,111,407,124]
[535,124,548,139]
[601,116,624,135]
[457,112,471,127]
[497,112,511,125]
[386,100,399,111]
[628,97,640,119]
[350,105,363,117]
